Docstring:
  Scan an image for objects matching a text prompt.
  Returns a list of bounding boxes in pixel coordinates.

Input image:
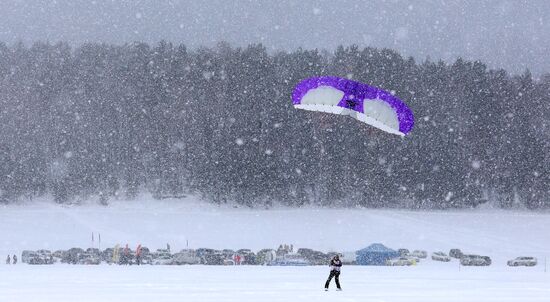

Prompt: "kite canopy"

[292,76,414,136]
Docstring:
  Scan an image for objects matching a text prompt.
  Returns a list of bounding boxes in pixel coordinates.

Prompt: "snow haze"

[1,0,550,74]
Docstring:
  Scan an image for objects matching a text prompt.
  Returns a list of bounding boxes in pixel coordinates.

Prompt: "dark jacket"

[330,258,342,272]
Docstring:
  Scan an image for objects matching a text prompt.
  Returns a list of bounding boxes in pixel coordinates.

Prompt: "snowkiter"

[12,255,17,264]
[324,255,342,291]
[6,255,10,264]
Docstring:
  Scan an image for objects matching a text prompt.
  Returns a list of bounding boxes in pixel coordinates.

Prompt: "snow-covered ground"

[1,264,549,302]
[1,197,549,301]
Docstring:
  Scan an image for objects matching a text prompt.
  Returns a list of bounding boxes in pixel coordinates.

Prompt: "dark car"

[63,248,85,264]
[460,254,491,266]
[196,248,224,265]
[86,248,101,256]
[222,249,236,258]
[36,250,55,264]
[52,250,66,263]
[449,249,463,259]
[131,247,152,265]
[28,250,54,265]
[398,249,410,257]
[78,252,101,265]
[101,248,115,263]
[119,249,135,265]
[236,249,257,265]
[27,252,44,265]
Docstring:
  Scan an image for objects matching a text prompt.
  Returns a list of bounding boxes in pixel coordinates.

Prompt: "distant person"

[136,244,142,265]
[324,255,342,291]
[122,244,130,265]
[234,254,241,265]
[12,255,17,264]
[6,255,10,265]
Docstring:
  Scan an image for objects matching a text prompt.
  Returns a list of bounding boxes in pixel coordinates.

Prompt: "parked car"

[410,250,427,259]
[63,248,85,264]
[386,257,416,266]
[196,248,215,261]
[195,248,225,265]
[27,252,44,265]
[86,248,101,256]
[460,254,491,266]
[449,249,463,259]
[152,250,173,265]
[269,253,309,266]
[21,250,35,263]
[397,249,410,257]
[52,250,66,263]
[223,259,235,265]
[269,253,310,266]
[101,248,115,263]
[297,248,328,265]
[172,249,200,265]
[25,250,54,265]
[431,251,451,262]
[221,249,236,259]
[236,249,257,265]
[130,247,152,265]
[152,254,173,265]
[139,247,151,256]
[256,249,277,265]
[202,251,224,265]
[78,252,101,265]
[507,257,537,267]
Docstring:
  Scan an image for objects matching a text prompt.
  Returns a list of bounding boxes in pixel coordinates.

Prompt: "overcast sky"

[1,0,549,74]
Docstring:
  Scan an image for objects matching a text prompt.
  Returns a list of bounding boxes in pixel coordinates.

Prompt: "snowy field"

[1,264,549,302]
[1,197,549,301]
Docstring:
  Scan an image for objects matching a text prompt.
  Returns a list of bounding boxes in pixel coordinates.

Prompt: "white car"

[386,257,416,266]
[172,249,200,265]
[507,257,537,267]
[410,250,428,259]
[431,252,451,262]
[152,251,173,265]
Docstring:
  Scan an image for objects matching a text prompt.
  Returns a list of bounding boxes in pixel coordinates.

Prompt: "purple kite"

[292,76,414,136]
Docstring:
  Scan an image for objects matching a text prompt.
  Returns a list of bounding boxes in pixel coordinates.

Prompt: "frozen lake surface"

[1,198,549,301]
[1,264,548,302]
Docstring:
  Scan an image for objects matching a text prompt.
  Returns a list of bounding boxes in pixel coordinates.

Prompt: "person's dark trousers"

[324,270,341,289]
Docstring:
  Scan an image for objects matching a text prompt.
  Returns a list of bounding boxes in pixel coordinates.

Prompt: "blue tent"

[356,243,399,265]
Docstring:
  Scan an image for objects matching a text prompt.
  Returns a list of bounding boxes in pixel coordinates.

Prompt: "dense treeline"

[0,41,548,208]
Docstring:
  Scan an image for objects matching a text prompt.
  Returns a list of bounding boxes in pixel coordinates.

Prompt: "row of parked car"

[387,248,538,267]
[19,246,344,266]
[19,247,540,267]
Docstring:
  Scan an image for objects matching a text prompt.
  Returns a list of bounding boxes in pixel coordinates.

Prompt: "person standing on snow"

[6,255,10,264]
[324,255,342,291]
[12,255,17,264]
[135,244,142,265]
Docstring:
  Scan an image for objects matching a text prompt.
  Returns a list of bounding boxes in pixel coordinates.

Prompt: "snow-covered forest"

[0,42,548,208]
